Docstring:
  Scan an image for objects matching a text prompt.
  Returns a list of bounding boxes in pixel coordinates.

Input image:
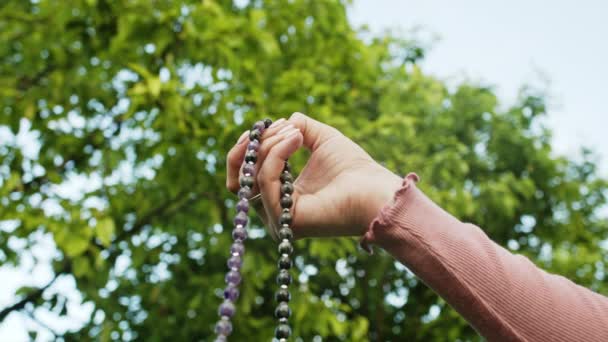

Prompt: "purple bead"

[225,270,241,285]
[236,199,249,213]
[238,187,252,199]
[227,255,243,269]
[215,319,233,335]
[232,226,248,241]
[253,120,266,133]
[242,163,256,177]
[224,285,240,301]
[219,301,236,317]
[230,242,244,255]
[233,211,248,226]
[247,139,260,151]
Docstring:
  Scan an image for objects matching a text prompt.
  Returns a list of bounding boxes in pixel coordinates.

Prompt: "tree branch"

[0,273,61,323]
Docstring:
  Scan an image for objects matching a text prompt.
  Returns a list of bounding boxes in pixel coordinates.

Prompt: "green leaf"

[96,218,115,247]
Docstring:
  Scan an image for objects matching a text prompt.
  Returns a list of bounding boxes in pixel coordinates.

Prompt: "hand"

[226,112,402,239]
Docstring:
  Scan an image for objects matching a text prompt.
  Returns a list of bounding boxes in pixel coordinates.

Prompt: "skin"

[226,112,402,239]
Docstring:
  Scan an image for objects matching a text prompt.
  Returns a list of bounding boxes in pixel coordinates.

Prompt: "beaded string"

[214,118,295,341]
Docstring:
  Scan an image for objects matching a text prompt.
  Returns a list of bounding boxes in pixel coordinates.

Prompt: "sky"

[1,0,608,340]
[350,0,608,172]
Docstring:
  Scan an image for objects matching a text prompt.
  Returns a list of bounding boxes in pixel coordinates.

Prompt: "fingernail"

[237,130,249,144]
[277,124,295,135]
[270,118,286,128]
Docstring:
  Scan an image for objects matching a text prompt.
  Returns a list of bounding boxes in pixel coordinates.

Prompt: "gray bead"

[249,129,261,141]
[282,162,291,173]
[275,302,291,319]
[280,182,294,195]
[252,120,266,132]
[263,118,272,128]
[275,323,291,339]
[275,288,291,302]
[278,240,293,255]
[239,175,254,188]
[245,150,257,163]
[278,254,292,269]
[280,172,293,183]
[279,212,292,225]
[280,195,293,209]
[278,227,293,240]
[277,269,291,285]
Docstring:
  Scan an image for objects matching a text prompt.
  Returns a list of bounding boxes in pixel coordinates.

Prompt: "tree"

[1,0,606,341]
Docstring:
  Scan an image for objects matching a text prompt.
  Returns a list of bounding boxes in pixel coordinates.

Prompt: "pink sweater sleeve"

[361,173,608,341]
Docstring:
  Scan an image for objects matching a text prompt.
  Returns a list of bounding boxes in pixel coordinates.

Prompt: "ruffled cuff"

[359,172,420,254]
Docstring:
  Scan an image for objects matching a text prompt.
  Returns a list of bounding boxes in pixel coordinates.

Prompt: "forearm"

[361,173,608,341]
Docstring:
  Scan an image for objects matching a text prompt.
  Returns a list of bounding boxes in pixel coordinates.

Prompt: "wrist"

[359,169,402,235]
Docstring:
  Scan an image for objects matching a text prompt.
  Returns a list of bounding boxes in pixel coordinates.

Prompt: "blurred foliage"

[1,0,607,341]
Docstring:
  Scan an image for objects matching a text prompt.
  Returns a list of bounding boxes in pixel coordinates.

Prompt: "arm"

[361,173,608,341]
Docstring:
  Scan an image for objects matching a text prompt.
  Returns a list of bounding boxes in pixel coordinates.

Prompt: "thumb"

[288,112,339,151]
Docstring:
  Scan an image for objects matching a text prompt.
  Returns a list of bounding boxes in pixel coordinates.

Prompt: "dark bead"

[280,182,294,195]
[275,288,291,302]
[275,302,291,319]
[249,129,261,141]
[215,319,233,335]
[224,285,239,301]
[278,254,292,269]
[280,195,293,209]
[278,227,293,240]
[279,212,292,225]
[239,175,254,188]
[219,301,235,317]
[247,139,260,152]
[283,162,291,173]
[245,150,257,163]
[280,172,293,183]
[236,199,249,213]
[263,118,272,128]
[275,324,291,339]
[278,240,293,255]
[232,226,248,241]
[230,241,244,255]
[238,187,252,200]
[234,211,248,226]
[277,269,291,285]
[252,120,266,132]
[227,254,243,269]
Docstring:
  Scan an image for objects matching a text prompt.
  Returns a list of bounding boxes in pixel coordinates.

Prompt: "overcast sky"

[1,1,608,340]
[351,0,608,173]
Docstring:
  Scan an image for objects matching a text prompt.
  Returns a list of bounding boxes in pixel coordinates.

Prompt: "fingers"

[226,130,251,193]
[288,112,339,151]
[257,127,303,232]
[225,119,289,193]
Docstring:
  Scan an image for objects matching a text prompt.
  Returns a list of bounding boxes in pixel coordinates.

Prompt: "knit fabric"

[360,173,608,341]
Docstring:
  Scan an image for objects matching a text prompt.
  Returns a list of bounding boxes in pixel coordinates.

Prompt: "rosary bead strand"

[274,161,295,341]
[215,118,297,341]
[213,119,270,341]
